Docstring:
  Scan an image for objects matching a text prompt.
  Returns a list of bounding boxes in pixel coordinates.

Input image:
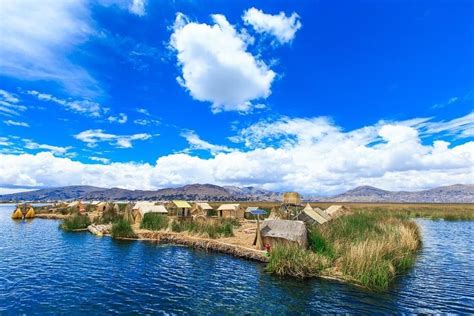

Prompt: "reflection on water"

[0,204,473,314]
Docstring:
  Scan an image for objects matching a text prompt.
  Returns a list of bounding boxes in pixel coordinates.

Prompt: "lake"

[0,204,473,314]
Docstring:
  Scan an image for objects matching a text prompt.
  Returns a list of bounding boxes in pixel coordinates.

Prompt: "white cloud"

[1,114,472,194]
[108,113,128,124]
[0,89,19,103]
[74,129,151,148]
[170,13,276,113]
[416,112,474,138]
[23,139,72,155]
[98,0,147,16]
[136,108,150,116]
[27,90,108,117]
[3,120,29,127]
[181,130,232,155]
[242,7,302,44]
[0,89,27,117]
[133,118,160,126]
[0,0,100,96]
[129,0,146,16]
[90,156,111,164]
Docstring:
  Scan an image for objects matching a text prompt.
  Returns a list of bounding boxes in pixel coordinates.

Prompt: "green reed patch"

[140,213,169,231]
[60,214,91,231]
[111,219,137,238]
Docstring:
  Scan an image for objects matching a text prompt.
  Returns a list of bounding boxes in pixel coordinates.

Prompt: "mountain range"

[0,184,472,203]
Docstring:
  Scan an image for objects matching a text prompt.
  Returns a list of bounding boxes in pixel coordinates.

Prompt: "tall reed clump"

[309,212,421,291]
[60,214,91,231]
[111,219,137,238]
[267,243,329,278]
[170,219,234,238]
[140,213,169,231]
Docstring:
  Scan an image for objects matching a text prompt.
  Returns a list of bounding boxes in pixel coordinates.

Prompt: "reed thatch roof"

[217,204,240,211]
[133,202,168,215]
[313,207,331,221]
[297,204,327,225]
[172,200,191,208]
[260,219,307,247]
[195,202,213,210]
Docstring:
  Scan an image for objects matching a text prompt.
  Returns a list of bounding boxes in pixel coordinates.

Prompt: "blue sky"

[0,0,473,195]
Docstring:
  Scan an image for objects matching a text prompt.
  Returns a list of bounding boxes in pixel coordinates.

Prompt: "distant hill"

[0,184,278,202]
[324,184,474,203]
[0,184,472,203]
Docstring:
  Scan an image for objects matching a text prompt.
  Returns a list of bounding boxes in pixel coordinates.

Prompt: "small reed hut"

[217,204,244,219]
[169,200,192,217]
[280,192,303,219]
[132,202,168,224]
[283,192,301,205]
[260,219,307,248]
[191,202,213,219]
[67,201,85,213]
[96,202,107,213]
[11,205,24,220]
[24,206,35,219]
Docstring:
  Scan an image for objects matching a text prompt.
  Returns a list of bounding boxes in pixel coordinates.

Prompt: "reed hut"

[191,202,213,218]
[280,192,303,219]
[217,204,244,219]
[24,206,35,219]
[295,204,328,225]
[325,205,350,219]
[169,200,192,217]
[11,206,23,220]
[283,192,301,205]
[260,219,307,248]
[96,202,107,212]
[123,203,134,223]
[132,202,168,224]
[67,201,85,213]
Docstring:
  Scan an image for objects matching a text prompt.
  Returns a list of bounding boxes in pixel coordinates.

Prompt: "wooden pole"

[256,214,264,250]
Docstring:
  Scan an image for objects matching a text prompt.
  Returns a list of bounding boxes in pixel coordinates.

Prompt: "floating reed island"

[23,194,437,291]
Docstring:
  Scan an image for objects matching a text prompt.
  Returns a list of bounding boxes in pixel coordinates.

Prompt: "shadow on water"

[0,205,473,314]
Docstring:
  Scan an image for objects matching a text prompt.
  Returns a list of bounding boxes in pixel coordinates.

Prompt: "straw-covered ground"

[267,212,421,291]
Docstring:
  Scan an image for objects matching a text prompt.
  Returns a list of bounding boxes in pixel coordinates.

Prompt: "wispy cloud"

[23,139,72,155]
[27,90,108,117]
[4,120,30,127]
[0,89,27,117]
[432,96,459,109]
[74,129,152,148]
[90,156,111,164]
[108,113,128,124]
[133,118,160,126]
[0,0,100,96]
[181,130,232,155]
[416,112,474,139]
[136,108,150,116]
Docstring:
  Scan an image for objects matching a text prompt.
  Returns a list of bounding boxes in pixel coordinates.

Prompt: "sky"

[0,0,473,195]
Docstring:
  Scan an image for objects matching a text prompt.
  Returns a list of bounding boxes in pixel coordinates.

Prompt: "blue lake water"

[0,204,473,314]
